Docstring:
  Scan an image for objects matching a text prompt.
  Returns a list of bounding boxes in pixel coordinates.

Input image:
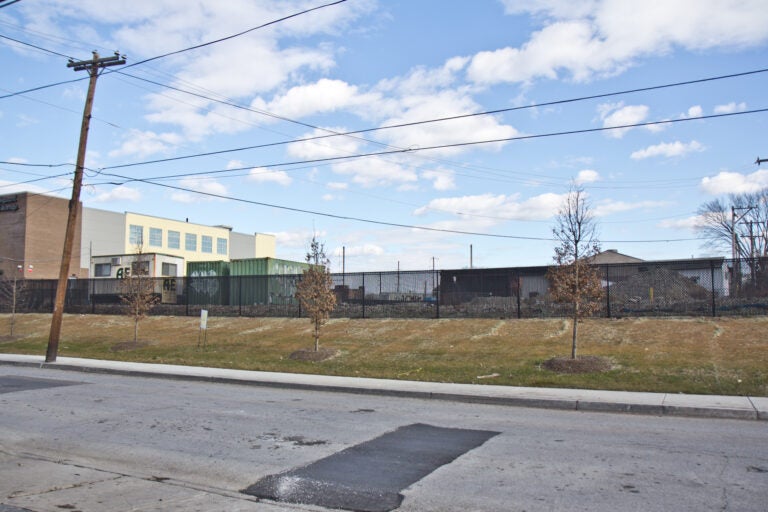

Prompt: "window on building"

[94,263,112,277]
[216,237,227,255]
[201,235,213,253]
[129,224,143,245]
[185,233,197,251]
[161,262,177,276]
[168,230,180,249]
[149,227,162,247]
[131,260,150,276]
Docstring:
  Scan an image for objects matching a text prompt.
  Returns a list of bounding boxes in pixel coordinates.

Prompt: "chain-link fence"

[2,257,767,319]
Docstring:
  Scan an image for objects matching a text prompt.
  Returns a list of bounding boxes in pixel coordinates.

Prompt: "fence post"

[710,261,716,317]
[184,276,189,316]
[516,273,522,319]
[435,269,440,319]
[362,272,366,319]
[605,265,611,318]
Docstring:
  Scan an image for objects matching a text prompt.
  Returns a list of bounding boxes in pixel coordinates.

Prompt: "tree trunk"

[572,262,580,359]
[571,305,578,359]
[314,319,320,352]
[134,315,139,343]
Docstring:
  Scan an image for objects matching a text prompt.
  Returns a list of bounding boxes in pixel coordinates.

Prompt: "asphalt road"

[1,366,766,512]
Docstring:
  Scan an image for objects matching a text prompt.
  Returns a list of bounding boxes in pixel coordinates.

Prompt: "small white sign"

[200,309,208,330]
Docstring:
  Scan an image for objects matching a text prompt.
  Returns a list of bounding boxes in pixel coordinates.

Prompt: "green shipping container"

[229,258,308,305]
[229,257,309,276]
[186,261,230,305]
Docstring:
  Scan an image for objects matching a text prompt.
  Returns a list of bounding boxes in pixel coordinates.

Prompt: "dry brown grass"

[1,313,766,396]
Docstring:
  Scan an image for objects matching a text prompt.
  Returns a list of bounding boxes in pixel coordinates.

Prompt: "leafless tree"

[119,246,159,343]
[295,236,336,352]
[696,190,768,259]
[697,190,768,294]
[546,185,604,359]
[0,269,26,336]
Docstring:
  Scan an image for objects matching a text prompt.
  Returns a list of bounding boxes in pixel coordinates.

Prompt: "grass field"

[1,313,766,396]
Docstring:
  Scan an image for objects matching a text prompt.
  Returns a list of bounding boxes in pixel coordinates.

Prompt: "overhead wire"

[3,28,767,189]
[1,17,763,241]
[99,107,768,178]
[90,172,703,243]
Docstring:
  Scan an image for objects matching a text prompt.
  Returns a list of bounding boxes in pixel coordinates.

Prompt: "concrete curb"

[1,354,764,421]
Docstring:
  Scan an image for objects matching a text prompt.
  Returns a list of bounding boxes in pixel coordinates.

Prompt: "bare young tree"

[0,268,26,337]
[295,236,337,352]
[119,247,159,343]
[546,185,604,359]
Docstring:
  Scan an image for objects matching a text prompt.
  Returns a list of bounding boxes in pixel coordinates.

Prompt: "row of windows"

[129,225,227,255]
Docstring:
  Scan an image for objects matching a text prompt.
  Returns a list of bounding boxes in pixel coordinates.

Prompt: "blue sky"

[1,0,767,272]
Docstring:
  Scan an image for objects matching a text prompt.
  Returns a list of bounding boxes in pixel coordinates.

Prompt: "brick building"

[0,192,84,280]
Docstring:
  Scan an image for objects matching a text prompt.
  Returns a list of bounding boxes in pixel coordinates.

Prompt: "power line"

[0,0,22,8]
[92,173,701,244]
[4,27,767,187]
[100,107,768,179]
[103,67,768,170]
[122,0,347,70]
[0,0,347,101]
[0,34,74,58]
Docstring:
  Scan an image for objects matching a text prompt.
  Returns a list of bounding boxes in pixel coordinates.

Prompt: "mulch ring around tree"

[542,355,613,374]
[289,347,340,362]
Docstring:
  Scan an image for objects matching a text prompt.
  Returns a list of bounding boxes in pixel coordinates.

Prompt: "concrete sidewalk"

[1,353,765,421]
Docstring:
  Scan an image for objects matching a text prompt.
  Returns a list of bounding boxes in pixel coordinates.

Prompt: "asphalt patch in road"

[0,375,84,394]
[0,505,37,512]
[243,422,500,512]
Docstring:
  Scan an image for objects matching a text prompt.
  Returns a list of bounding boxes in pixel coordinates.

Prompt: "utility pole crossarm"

[45,51,125,363]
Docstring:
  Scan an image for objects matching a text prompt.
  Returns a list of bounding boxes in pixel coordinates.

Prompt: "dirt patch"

[0,335,20,344]
[111,340,152,352]
[289,347,340,362]
[542,355,613,374]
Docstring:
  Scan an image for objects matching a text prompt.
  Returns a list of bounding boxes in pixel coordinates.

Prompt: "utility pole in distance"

[46,51,125,363]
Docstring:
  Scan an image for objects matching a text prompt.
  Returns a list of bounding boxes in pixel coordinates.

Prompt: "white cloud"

[326,182,348,190]
[630,140,704,160]
[88,185,141,203]
[170,177,228,203]
[593,199,670,217]
[470,1,768,85]
[421,169,456,190]
[597,102,648,138]
[414,192,566,222]
[332,244,384,257]
[247,167,292,186]
[34,1,375,142]
[272,229,327,248]
[700,170,768,195]
[685,105,703,118]
[714,101,747,114]
[264,79,380,119]
[287,127,361,160]
[658,215,705,230]
[575,169,600,183]
[374,89,519,156]
[108,130,183,158]
[332,158,418,188]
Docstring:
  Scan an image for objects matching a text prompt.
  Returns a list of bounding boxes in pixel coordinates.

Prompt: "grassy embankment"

[1,313,766,396]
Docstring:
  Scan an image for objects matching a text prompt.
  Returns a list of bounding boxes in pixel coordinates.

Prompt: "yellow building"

[81,207,275,276]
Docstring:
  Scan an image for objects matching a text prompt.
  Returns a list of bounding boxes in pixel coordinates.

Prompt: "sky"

[1,0,768,272]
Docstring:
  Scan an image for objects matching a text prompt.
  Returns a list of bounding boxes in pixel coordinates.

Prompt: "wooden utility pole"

[46,51,125,362]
